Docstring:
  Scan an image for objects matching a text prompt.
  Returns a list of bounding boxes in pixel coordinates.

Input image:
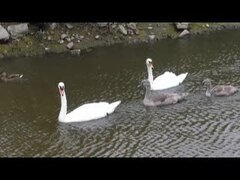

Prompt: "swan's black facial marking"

[147,61,154,69]
[59,87,64,96]
[150,62,154,69]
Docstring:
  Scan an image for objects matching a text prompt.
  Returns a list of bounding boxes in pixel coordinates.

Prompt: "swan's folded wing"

[152,72,188,90]
[150,92,169,103]
[66,102,110,122]
[210,85,224,94]
[152,73,179,90]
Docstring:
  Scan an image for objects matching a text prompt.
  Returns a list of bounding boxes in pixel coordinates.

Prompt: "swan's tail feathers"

[108,100,121,114]
[111,100,121,109]
[177,73,188,84]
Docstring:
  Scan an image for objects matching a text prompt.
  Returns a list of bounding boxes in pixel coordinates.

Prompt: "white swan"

[146,58,188,90]
[58,82,121,123]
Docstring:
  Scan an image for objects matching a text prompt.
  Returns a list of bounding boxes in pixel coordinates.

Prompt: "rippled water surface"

[1,29,240,157]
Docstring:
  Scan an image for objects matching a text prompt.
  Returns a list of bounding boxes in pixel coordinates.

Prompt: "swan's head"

[141,79,151,89]
[146,58,154,69]
[0,72,7,77]
[58,82,65,96]
[202,78,213,87]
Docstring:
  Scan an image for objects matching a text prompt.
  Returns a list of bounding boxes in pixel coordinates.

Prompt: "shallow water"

[1,29,240,157]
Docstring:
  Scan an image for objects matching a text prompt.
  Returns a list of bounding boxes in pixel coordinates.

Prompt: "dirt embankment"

[0,22,240,59]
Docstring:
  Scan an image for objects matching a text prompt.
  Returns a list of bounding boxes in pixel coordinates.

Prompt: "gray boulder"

[179,30,190,38]
[119,25,127,35]
[50,23,57,30]
[61,34,68,40]
[7,23,29,38]
[127,23,137,30]
[66,42,74,49]
[65,23,74,29]
[0,25,10,42]
[176,23,189,30]
[97,23,108,27]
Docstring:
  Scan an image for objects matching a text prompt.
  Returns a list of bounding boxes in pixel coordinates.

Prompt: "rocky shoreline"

[1,22,240,59]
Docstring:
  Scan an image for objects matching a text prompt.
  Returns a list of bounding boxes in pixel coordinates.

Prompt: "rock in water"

[70,49,81,55]
[148,35,156,41]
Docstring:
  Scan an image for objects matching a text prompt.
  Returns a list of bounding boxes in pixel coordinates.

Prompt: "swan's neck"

[147,66,154,85]
[59,91,67,122]
[144,85,151,101]
[205,83,212,97]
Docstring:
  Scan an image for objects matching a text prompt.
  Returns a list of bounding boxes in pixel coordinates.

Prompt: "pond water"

[1,29,240,157]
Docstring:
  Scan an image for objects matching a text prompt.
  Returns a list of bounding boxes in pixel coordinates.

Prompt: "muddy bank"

[1,22,240,58]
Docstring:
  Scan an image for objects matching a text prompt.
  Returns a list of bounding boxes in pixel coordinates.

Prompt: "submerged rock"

[148,35,156,41]
[70,49,81,55]
[0,25,10,42]
[7,23,29,38]
[45,47,50,51]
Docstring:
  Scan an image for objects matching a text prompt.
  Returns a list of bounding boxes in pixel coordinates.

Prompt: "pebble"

[95,35,100,39]
[66,42,74,49]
